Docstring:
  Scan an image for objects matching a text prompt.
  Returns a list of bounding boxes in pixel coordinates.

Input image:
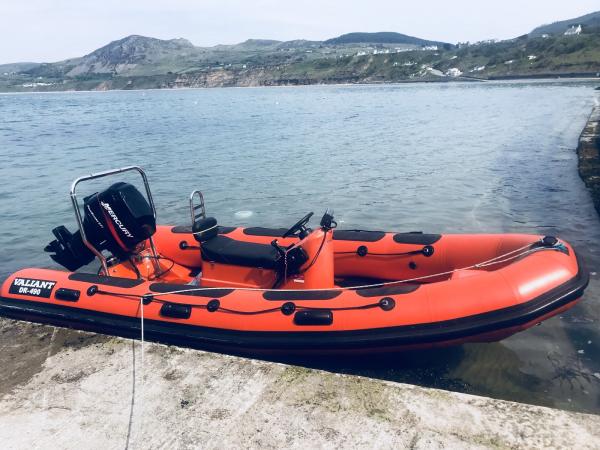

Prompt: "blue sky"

[1,0,598,63]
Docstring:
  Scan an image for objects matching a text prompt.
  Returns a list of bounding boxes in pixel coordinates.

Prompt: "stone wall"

[577,103,600,215]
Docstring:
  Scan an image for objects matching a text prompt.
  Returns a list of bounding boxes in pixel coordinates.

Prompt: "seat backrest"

[193,217,219,243]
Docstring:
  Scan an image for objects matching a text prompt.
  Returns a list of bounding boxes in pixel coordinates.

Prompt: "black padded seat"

[333,230,385,242]
[171,225,236,234]
[201,235,280,269]
[393,233,441,245]
[242,227,289,237]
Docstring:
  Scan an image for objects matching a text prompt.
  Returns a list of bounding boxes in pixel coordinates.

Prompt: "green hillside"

[324,32,447,47]
[1,15,599,92]
[530,11,600,37]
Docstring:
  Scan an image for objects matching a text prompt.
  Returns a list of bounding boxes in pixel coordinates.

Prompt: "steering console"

[282,212,314,239]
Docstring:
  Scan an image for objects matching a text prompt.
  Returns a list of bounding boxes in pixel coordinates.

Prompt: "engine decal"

[9,278,57,298]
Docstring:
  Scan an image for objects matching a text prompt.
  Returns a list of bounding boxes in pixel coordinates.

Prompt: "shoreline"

[577,99,600,215]
[0,76,598,95]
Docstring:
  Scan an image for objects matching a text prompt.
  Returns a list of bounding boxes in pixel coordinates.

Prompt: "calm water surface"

[1,81,599,413]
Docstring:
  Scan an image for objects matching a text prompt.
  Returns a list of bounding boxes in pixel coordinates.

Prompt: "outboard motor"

[45,182,156,271]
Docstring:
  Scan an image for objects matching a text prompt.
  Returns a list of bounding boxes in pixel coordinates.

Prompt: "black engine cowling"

[45,182,156,271]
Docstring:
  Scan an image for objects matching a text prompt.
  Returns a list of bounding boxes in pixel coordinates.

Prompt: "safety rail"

[189,190,206,224]
[70,166,160,275]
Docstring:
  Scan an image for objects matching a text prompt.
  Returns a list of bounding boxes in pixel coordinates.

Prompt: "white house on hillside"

[445,68,463,77]
[564,25,582,36]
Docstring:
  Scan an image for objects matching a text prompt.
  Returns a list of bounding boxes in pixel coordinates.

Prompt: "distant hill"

[1,15,599,93]
[62,35,196,76]
[15,32,449,81]
[85,35,194,62]
[234,39,282,48]
[325,32,447,47]
[0,62,41,73]
[530,10,600,36]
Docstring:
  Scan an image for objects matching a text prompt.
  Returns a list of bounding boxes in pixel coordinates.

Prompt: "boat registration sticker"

[9,278,56,298]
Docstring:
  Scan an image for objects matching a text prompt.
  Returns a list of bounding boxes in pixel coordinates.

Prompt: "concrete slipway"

[1,318,599,450]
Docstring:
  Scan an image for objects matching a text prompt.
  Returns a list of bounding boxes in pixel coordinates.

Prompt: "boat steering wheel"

[282,212,314,238]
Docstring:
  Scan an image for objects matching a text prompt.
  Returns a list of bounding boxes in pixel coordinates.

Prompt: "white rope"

[128,298,145,450]
[476,247,545,268]
[148,239,556,297]
[138,297,144,448]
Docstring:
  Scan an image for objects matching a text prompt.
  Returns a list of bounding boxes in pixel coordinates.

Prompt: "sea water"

[0,80,599,413]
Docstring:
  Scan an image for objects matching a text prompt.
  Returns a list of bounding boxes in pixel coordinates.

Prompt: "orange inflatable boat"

[0,167,589,354]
